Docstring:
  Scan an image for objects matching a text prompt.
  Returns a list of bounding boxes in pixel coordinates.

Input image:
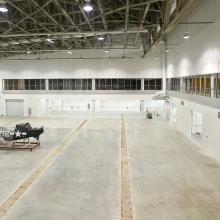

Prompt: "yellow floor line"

[121,115,133,220]
[0,119,88,218]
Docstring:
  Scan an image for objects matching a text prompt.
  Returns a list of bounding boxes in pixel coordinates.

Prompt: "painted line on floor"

[0,119,88,218]
[121,115,133,220]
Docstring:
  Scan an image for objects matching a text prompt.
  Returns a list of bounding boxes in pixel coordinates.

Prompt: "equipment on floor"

[0,123,44,151]
[146,111,153,119]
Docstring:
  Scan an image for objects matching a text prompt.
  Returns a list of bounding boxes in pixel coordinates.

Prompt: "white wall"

[164,0,220,161]
[166,0,220,77]
[0,51,161,79]
[0,50,162,116]
[168,97,220,161]
[0,93,166,116]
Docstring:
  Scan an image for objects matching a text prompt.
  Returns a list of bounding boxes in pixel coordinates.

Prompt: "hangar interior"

[0,0,220,219]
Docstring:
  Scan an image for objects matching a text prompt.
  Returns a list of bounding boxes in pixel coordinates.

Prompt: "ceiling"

[0,0,198,58]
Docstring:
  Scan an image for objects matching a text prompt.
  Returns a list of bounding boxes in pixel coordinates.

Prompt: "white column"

[161,41,167,95]
[92,78,95,91]
[1,79,4,92]
[45,79,49,90]
[180,78,184,93]
[140,100,145,112]
[141,78,144,91]
[211,75,215,98]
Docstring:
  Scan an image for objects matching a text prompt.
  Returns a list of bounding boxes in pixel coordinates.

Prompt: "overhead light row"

[0,0,93,13]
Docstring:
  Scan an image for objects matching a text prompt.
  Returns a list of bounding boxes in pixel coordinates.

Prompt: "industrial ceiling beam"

[123,0,129,49]
[29,0,64,31]
[52,0,82,47]
[52,0,80,31]
[2,0,53,34]
[96,0,112,45]
[0,0,165,57]
[134,2,151,45]
[144,0,200,55]
[0,29,150,38]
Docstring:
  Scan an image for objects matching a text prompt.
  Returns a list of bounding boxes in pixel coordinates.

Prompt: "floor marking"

[121,115,133,220]
[0,119,88,218]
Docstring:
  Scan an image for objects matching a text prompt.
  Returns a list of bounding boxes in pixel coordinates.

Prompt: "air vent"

[181,101,184,106]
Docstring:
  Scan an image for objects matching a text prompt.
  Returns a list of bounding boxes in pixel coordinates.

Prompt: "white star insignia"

[15,130,21,137]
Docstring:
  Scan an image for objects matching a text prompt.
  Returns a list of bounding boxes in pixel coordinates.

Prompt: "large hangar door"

[6,99,24,116]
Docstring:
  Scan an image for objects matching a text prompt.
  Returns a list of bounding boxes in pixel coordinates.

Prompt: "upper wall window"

[144,78,162,90]
[48,79,92,90]
[95,78,141,90]
[4,79,45,90]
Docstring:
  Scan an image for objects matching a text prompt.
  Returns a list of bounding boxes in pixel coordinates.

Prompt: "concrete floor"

[0,113,220,219]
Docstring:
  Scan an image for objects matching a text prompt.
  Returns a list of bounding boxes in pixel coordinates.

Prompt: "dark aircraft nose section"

[13,123,44,141]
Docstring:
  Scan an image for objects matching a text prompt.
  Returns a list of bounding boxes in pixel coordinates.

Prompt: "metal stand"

[0,138,40,151]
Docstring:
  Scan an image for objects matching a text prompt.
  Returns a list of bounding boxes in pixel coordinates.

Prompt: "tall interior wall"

[166,0,220,159]
[0,56,163,116]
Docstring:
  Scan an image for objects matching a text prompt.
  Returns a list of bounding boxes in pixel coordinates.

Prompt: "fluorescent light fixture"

[183,32,190,39]
[67,51,72,54]
[19,39,30,44]
[0,42,9,47]
[46,38,53,43]
[83,0,93,12]
[9,40,20,45]
[105,49,110,53]
[46,38,54,44]
[97,36,105,41]
[0,4,8,13]
[30,38,41,43]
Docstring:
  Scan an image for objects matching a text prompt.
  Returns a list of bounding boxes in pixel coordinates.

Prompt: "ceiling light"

[0,4,8,13]
[183,32,190,39]
[30,38,41,43]
[183,16,190,40]
[9,40,20,45]
[155,56,159,60]
[67,51,72,54]
[97,36,105,41]
[46,38,54,43]
[165,48,170,53]
[19,39,30,44]
[83,0,93,12]
[26,50,31,54]
[105,49,110,53]
[0,42,9,47]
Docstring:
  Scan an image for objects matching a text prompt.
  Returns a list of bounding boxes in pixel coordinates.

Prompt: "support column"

[140,100,145,112]
[180,78,183,93]
[45,79,49,90]
[141,78,144,91]
[211,74,215,98]
[161,40,167,95]
[92,78,95,92]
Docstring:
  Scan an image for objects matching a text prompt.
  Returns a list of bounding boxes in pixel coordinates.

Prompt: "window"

[205,75,211,97]
[215,73,220,98]
[144,78,162,90]
[48,79,92,90]
[95,78,141,90]
[167,78,180,91]
[4,79,45,90]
